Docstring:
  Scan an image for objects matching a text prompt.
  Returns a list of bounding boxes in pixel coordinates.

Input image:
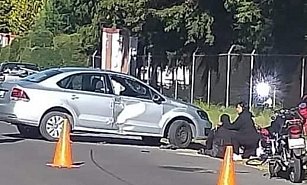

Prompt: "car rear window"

[21,69,62,83]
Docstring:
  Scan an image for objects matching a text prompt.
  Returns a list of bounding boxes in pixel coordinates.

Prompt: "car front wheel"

[39,111,72,141]
[168,120,193,148]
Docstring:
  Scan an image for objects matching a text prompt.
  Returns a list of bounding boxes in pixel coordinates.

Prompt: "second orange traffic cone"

[216,145,236,185]
[47,119,81,168]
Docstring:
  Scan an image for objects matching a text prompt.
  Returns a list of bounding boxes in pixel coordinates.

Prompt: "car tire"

[142,136,161,146]
[168,120,193,148]
[39,111,72,141]
[16,125,40,138]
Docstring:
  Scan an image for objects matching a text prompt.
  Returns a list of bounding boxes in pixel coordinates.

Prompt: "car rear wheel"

[168,120,193,148]
[39,111,72,141]
[17,125,40,138]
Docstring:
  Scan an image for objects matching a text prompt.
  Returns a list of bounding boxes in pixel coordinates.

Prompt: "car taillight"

[289,125,302,138]
[11,88,30,101]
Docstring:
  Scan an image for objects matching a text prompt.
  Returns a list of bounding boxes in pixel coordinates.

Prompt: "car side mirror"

[152,94,162,104]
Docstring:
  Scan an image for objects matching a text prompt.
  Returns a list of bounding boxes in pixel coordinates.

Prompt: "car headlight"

[197,110,209,120]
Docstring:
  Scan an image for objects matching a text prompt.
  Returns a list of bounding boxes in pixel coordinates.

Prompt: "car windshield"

[21,69,62,83]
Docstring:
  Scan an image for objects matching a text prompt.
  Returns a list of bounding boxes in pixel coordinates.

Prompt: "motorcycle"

[268,108,307,183]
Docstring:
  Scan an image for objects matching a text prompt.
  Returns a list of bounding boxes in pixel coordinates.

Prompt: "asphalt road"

[0,122,301,185]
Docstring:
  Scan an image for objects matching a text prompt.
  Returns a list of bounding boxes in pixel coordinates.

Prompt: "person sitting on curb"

[198,114,236,158]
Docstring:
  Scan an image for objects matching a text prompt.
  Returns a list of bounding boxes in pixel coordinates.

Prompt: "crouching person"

[223,102,260,159]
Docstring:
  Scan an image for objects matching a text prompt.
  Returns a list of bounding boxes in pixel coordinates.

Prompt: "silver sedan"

[0,67,212,148]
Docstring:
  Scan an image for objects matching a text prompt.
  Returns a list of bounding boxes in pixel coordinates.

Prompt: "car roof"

[55,67,128,76]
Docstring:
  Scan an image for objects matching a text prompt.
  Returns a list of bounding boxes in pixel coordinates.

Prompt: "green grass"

[194,100,273,128]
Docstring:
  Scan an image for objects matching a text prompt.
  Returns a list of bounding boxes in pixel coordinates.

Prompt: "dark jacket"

[205,127,235,158]
[223,110,259,141]
[206,117,236,151]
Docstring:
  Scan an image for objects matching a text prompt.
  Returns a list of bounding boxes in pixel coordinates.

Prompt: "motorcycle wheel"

[289,157,304,183]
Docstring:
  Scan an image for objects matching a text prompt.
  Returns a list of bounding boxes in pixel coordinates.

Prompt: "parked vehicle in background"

[267,108,307,183]
[0,67,212,148]
[0,62,39,82]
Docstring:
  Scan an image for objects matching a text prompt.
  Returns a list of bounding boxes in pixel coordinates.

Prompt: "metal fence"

[139,52,306,108]
[89,48,307,108]
[193,53,307,108]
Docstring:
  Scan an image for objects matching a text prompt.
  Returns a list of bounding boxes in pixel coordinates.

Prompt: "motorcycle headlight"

[197,110,209,120]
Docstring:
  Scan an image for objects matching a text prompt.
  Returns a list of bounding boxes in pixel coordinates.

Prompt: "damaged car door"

[109,74,163,134]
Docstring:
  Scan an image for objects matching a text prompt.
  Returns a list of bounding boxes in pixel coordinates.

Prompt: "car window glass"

[150,89,165,101]
[71,75,82,90]
[110,75,151,100]
[57,73,110,94]
[22,69,62,83]
[58,76,70,88]
[89,75,109,94]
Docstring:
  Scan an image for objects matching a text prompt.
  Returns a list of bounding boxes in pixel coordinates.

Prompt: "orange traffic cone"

[47,119,81,168]
[216,146,236,185]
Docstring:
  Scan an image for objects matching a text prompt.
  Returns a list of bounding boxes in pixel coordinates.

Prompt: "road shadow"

[72,135,146,145]
[2,133,43,141]
[0,138,24,144]
[188,142,205,150]
[159,165,250,174]
[3,132,205,151]
[72,135,206,151]
[3,133,162,147]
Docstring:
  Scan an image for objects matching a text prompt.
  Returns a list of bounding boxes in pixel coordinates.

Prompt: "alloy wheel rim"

[45,115,64,138]
[177,126,188,143]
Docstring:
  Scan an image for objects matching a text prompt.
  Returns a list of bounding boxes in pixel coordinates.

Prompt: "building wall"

[0,33,16,48]
[100,27,138,74]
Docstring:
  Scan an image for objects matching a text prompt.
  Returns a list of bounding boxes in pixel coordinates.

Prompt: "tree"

[224,0,265,51]
[0,0,12,33]
[271,0,306,54]
[8,0,44,34]
[154,1,214,47]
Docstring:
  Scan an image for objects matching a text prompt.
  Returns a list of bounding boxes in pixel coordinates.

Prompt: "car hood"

[165,97,200,110]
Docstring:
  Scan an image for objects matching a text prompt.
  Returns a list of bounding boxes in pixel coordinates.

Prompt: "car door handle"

[71,95,79,100]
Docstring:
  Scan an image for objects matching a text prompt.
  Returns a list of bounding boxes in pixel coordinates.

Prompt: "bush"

[0,29,88,68]
[194,100,273,128]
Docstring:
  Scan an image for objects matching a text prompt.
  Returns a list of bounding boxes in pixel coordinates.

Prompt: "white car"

[0,67,212,148]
